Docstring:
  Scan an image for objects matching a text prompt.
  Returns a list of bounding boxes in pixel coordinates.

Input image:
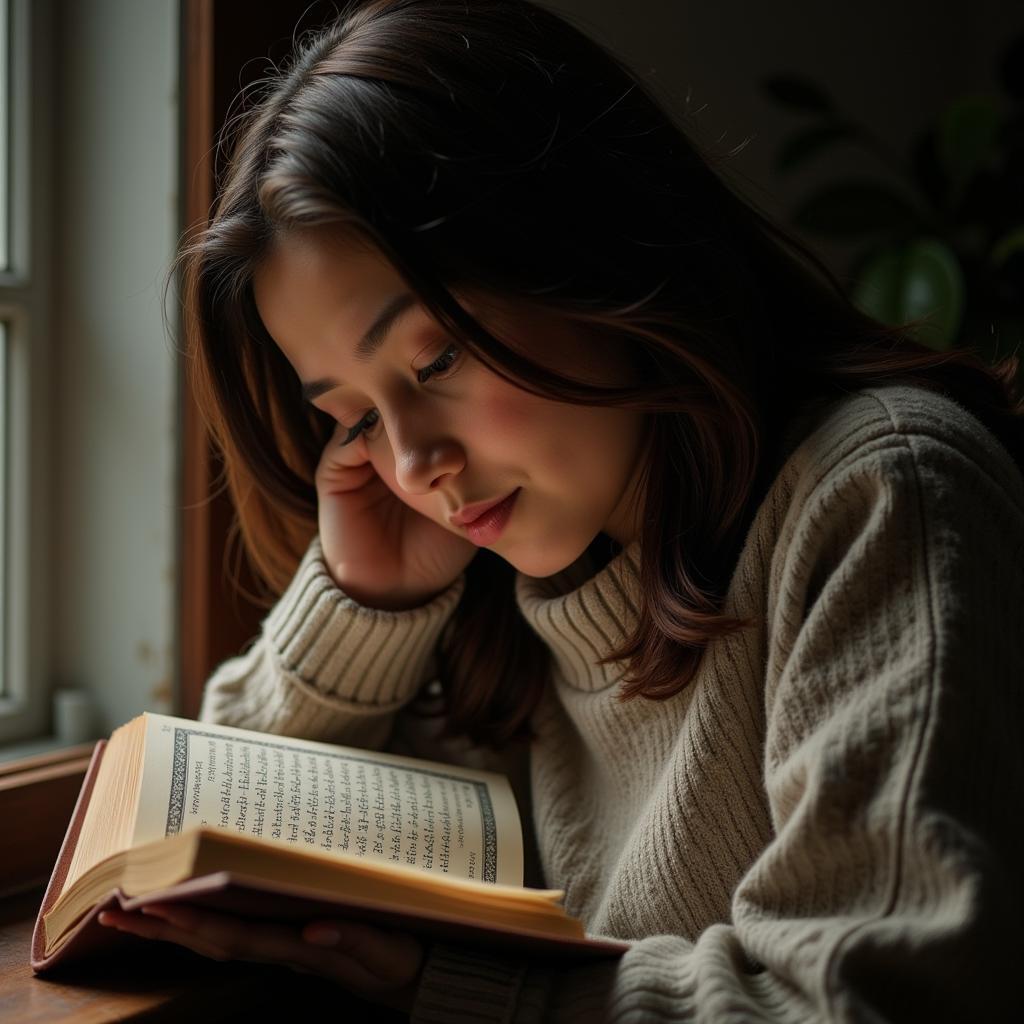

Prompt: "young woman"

[99,1,1024,1019]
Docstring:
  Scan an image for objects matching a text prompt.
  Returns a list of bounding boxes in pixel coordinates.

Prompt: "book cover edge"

[30,738,108,972]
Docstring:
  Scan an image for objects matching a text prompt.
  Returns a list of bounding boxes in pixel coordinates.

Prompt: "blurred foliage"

[761,31,1024,381]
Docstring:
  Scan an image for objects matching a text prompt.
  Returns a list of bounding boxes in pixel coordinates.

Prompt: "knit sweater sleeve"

[197,533,465,751]
[411,416,1024,1021]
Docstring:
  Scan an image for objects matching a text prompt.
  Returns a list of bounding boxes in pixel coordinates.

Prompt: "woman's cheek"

[472,378,539,439]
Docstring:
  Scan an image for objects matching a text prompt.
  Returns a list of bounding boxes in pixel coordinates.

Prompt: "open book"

[32,712,628,972]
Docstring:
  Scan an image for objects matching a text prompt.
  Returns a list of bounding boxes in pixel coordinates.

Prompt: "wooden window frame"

[177,0,325,720]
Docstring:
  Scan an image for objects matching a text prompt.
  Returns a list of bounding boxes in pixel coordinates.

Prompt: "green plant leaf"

[760,75,835,114]
[938,95,1002,209]
[990,225,1024,268]
[772,121,858,175]
[851,237,965,350]
[792,181,922,237]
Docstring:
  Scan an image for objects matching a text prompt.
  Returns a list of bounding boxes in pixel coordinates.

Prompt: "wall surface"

[538,0,1022,281]
[51,0,178,733]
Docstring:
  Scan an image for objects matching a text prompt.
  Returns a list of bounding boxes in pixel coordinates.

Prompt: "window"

[0,0,180,760]
[0,0,52,747]
[0,0,12,702]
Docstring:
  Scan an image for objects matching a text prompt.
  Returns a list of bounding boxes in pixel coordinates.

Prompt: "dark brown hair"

[176,0,1024,749]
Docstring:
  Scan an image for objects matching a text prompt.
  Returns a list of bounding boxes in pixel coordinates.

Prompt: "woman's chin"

[492,536,595,580]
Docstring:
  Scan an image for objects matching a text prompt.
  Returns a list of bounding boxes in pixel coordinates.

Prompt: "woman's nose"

[391,418,465,493]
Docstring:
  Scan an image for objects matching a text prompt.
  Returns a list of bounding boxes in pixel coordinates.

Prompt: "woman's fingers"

[102,904,267,964]
[301,918,424,986]
[98,906,233,963]
[97,904,424,998]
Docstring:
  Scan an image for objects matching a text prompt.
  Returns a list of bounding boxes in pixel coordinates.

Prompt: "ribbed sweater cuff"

[264,534,465,707]
[412,939,697,1024]
[411,944,630,1024]
[411,943,538,1023]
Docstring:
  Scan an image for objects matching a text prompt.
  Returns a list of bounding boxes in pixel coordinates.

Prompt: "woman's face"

[253,226,648,578]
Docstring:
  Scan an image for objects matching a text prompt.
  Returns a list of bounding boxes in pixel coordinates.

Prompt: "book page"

[132,713,523,886]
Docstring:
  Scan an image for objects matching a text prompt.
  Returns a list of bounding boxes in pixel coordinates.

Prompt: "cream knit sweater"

[199,385,1024,1022]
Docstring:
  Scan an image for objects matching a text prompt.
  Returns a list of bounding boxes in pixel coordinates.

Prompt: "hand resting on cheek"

[315,419,479,611]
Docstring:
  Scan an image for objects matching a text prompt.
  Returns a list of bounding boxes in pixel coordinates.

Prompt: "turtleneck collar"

[514,538,643,692]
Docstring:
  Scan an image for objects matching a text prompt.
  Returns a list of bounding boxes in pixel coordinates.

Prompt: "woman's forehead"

[256,226,393,290]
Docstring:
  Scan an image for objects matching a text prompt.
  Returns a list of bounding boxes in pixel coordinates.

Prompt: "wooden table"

[1,887,409,1022]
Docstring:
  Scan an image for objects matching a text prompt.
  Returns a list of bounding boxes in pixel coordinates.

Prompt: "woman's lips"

[460,488,521,546]
[449,489,518,527]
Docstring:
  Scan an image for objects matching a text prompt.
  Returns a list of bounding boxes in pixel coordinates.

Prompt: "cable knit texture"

[199,385,1024,1022]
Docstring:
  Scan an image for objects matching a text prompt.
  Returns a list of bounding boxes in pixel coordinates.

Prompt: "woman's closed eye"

[337,342,463,447]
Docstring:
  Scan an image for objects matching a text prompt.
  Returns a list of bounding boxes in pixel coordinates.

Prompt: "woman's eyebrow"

[300,291,417,403]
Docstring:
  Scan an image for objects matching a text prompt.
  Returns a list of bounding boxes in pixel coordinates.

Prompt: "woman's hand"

[315,421,478,610]
[97,903,425,1013]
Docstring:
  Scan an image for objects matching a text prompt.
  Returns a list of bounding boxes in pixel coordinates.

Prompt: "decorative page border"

[165,726,499,882]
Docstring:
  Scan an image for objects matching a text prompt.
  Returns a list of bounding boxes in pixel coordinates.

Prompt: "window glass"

[0,0,8,270]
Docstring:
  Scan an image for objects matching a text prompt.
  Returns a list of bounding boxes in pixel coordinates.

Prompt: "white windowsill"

[0,732,99,764]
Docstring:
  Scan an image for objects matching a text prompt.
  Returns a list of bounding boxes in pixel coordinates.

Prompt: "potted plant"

[761,32,1023,378]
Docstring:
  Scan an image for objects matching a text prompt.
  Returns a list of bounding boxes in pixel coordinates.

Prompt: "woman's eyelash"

[338,342,462,446]
[416,342,460,384]
[340,409,380,447]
